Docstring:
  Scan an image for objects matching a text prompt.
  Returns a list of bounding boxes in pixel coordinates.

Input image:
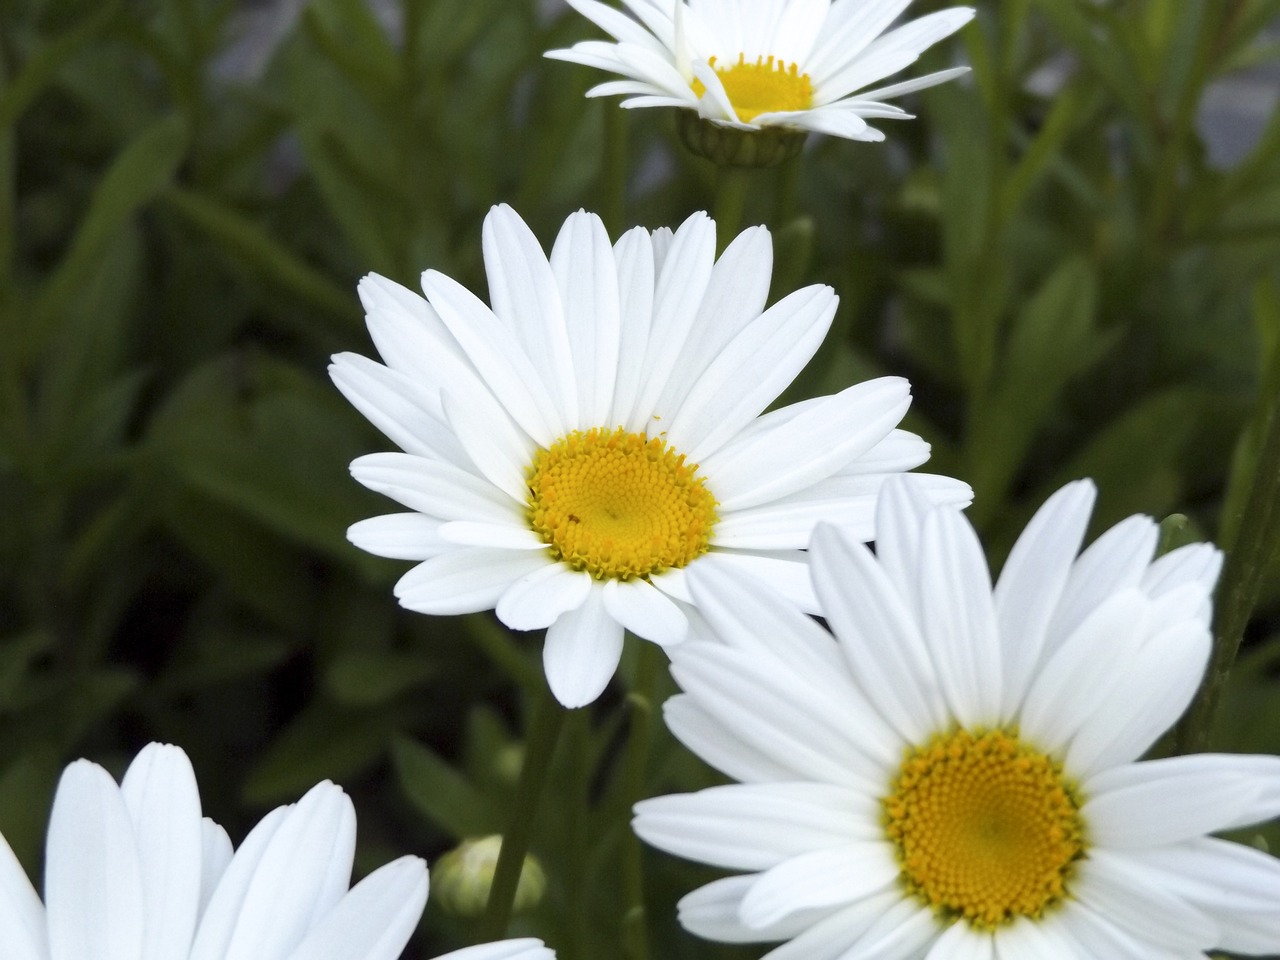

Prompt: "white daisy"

[0,742,553,960]
[330,204,969,708]
[545,0,975,142]
[634,478,1280,957]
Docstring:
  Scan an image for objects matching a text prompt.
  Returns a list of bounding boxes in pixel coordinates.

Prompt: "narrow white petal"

[763,894,939,960]
[120,743,204,960]
[350,453,523,525]
[851,65,972,102]
[627,212,717,430]
[348,514,450,561]
[634,783,874,872]
[46,761,144,960]
[713,497,876,549]
[917,506,1003,728]
[441,392,535,505]
[805,0,911,80]
[1083,754,1280,848]
[558,0,670,51]
[433,938,555,960]
[437,521,547,551]
[872,475,944,611]
[702,377,910,510]
[602,578,688,645]
[608,226,655,428]
[583,78,668,98]
[198,818,233,917]
[811,523,948,743]
[421,269,562,445]
[663,694,798,782]
[925,921,995,960]
[690,59,739,122]
[482,205,578,428]
[695,550,819,612]
[739,843,899,928]
[993,916,1081,960]
[496,564,593,630]
[1071,850,1217,950]
[994,479,1096,717]
[1017,589,1150,753]
[220,783,356,960]
[756,107,875,140]
[285,856,427,960]
[550,210,621,427]
[679,875,839,944]
[328,354,467,462]
[394,550,549,616]
[666,284,838,462]
[542,587,624,708]
[1141,542,1222,601]
[0,830,48,960]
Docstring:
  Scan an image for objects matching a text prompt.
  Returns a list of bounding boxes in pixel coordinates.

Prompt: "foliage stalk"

[621,641,661,960]
[712,166,749,252]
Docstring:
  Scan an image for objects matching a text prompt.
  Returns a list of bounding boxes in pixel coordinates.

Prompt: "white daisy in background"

[331,204,969,708]
[546,0,976,142]
[635,477,1280,957]
[0,742,554,960]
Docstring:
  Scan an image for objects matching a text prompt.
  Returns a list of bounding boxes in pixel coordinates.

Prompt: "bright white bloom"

[635,478,1280,957]
[546,0,975,141]
[0,742,552,960]
[331,205,968,708]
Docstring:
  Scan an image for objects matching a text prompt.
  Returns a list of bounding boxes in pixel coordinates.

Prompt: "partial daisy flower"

[330,205,969,708]
[0,742,553,960]
[545,0,975,144]
[635,478,1280,956]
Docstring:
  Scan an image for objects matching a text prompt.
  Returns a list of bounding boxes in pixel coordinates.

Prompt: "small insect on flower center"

[882,729,1084,930]
[526,427,718,581]
[691,54,814,123]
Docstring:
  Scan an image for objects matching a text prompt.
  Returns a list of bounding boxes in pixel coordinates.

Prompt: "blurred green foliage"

[0,0,1278,956]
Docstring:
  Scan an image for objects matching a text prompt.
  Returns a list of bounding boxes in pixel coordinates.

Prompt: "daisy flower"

[330,204,969,708]
[545,0,976,143]
[0,742,554,960]
[635,478,1280,957]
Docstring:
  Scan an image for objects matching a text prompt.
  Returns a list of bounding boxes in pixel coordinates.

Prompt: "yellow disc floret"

[526,427,718,581]
[883,728,1084,930]
[691,54,814,123]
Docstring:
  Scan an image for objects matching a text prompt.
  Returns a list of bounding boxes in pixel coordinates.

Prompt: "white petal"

[1017,589,1151,753]
[810,523,948,744]
[678,875,838,944]
[219,783,356,960]
[483,205,578,428]
[602,578,688,645]
[434,938,555,960]
[665,284,838,462]
[542,587,624,708]
[198,818,233,917]
[627,211,717,430]
[496,563,593,630]
[1071,850,1216,950]
[350,453,523,524]
[421,268,562,445]
[558,0,670,52]
[120,743,204,960]
[1083,754,1280,848]
[349,514,450,560]
[633,783,875,872]
[550,210,621,427]
[872,475,944,612]
[394,550,550,615]
[739,843,899,928]
[694,550,819,612]
[852,65,972,103]
[607,226,655,428]
[993,479,1096,716]
[0,829,48,960]
[286,856,427,960]
[441,391,534,505]
[763,893,939,960]
[805,0,912,80]
[46,761,144,960]
[663,694,798,782]
[992,916,1081,960]
[702,377,910,510]
[925,922,994,960]
[1141,542,1222,599]
[437,521,548,551]
[917,505,1003,728]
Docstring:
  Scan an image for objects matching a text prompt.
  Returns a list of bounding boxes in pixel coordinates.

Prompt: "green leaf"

[0,633,53,711]
[0,747,62,873]
[29,114,188,354]
[392,736,500,839]
[324,651,436,707]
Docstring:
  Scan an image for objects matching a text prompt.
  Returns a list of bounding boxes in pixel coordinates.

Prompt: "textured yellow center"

[526,428,718,580]
[883,729,1084,930]
[691,54,814,122]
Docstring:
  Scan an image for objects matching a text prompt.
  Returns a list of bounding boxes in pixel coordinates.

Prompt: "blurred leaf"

[0,746,61,873]
[0,632,53,711]
[324,650,435,707]
[30,114,188,354]
[393,735,501,840]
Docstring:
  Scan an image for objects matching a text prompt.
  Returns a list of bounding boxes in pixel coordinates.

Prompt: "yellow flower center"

[883,729,1084,930]
[526,427,718,580]
[691,54,814,123]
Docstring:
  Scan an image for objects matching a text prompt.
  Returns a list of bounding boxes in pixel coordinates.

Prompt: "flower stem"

[712,166,750,251]
[480,679,567,940]
[1174,398,1280,753]
[621,641,661,960]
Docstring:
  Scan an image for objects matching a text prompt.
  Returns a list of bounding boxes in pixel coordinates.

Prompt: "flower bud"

[431,835,547,917]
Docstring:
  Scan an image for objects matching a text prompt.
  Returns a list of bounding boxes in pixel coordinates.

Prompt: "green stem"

[479,680,567,940]
[1173,398,1280,753]
[711,166,750,252]
[621,641,661,960]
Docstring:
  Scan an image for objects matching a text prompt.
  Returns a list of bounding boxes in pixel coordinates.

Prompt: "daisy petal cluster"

[546,0,975,141]
[331,204,969,708]
[0,743,553,960]
[634,477,1280,956]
